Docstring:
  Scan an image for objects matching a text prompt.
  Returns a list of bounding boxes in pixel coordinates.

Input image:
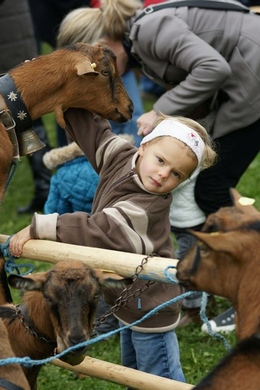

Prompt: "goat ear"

[75,61,99,76]
[8,272,48,291]
[191,230,242,255]
[94,269,132,289]
[230,188,259,217]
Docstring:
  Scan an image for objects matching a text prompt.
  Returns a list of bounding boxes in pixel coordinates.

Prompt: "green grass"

[1,41,259,388]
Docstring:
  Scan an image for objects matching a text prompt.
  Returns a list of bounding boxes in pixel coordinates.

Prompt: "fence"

[0,234,194,390]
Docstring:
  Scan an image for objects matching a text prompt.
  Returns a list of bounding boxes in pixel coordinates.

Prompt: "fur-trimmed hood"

[43,142,84,170]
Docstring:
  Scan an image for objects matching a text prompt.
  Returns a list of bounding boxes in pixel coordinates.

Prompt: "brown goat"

[0,318,30,390]
[8,43,133,128]
[0,42,133,202]
[176,189,260,389]
[191,335,260,390]
[0,259,130,390]
[176,188,260,340]
[0,125,13,201]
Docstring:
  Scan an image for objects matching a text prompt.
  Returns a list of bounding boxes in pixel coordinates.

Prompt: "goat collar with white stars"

[0,73,33,134]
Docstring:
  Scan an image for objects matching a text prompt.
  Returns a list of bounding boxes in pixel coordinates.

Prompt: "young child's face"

[136,137,197,194]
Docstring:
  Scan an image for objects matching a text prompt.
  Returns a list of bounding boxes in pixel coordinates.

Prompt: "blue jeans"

[120,324,186,386]
[110,70,144,146]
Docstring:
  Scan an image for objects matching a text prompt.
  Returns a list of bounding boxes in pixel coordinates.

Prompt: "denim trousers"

[171,225,204,310]
[120,324,186,387]
[110,70,144,146]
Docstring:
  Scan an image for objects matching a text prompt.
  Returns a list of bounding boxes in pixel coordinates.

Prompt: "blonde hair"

[57,0,143,47]
[152,113,217,170]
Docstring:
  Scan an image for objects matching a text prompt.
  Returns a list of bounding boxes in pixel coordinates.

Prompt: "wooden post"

[52,357,194,390]
[0,234,178,283]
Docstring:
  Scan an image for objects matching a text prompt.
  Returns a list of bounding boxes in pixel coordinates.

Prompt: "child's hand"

[9,225,32,257]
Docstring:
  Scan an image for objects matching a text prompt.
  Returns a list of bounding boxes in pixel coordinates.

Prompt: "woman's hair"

[57,0,142,47]
[153,113,217,170]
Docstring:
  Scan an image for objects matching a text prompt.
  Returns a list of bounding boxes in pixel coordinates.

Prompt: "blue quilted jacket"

[43,143,99,214]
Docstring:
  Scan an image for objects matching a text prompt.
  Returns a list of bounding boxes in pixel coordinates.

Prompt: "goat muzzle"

[59,351,85,366]
[115,101,134,122]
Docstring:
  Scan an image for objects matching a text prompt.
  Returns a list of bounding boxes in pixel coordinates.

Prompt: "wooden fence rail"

[0,234,195,389]
[53,357,194,390]
[0,234,178,283]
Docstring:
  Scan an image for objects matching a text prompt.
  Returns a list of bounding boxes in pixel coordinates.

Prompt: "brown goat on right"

[176,188,260,389]
[177,188,260,340]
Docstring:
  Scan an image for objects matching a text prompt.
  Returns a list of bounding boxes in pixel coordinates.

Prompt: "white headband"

[140,120,205,164]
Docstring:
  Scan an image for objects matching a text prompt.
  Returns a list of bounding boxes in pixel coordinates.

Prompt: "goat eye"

[200,245,209,256]
[94,293,100,299]
[101,70,110,76]
[44,296,53,305]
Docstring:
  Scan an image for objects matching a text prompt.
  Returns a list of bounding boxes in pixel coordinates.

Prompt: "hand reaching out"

[137,110,158,136]
[9,225,32,257]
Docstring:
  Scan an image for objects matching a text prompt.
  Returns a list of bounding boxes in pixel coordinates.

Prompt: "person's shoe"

[17,198,46,214]
[201,307,236,334]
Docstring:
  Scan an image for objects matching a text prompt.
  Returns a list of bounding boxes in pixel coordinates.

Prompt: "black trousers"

[195,118,260,216]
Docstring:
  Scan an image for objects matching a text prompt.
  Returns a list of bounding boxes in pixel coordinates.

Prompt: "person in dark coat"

[0,0,51,214]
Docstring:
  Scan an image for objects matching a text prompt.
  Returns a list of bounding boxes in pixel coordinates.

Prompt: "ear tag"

[90,62,97,69]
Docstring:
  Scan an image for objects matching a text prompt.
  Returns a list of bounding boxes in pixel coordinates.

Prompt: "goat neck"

[0,318,30,390]
[0,125,13,201]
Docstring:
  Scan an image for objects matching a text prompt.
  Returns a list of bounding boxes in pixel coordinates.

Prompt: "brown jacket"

[30,109,183,331]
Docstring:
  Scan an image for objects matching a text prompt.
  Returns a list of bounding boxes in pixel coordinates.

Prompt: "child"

[43,136,134,337]
[10,109,216,382]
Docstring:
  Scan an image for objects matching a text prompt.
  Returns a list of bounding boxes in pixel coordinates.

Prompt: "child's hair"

[57,0,143,47]
[152,113,217,170]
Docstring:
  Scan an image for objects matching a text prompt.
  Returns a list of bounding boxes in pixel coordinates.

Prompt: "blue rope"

[0,291,191,368]
[0,262,230,367]
[200,292,231,351]
[0,236,34,276]
[164,265,231,350]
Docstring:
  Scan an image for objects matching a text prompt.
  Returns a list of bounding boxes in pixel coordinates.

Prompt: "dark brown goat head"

[176,189,260,339]
[10,42,133,128]
[8,260,131,356]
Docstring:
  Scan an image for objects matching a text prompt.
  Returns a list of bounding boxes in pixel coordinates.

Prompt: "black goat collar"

[0,378,24,390]
[0,74,33,134]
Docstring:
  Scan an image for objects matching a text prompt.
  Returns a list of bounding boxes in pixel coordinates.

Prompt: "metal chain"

[93,253,156,329]
[14,305,55,345]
